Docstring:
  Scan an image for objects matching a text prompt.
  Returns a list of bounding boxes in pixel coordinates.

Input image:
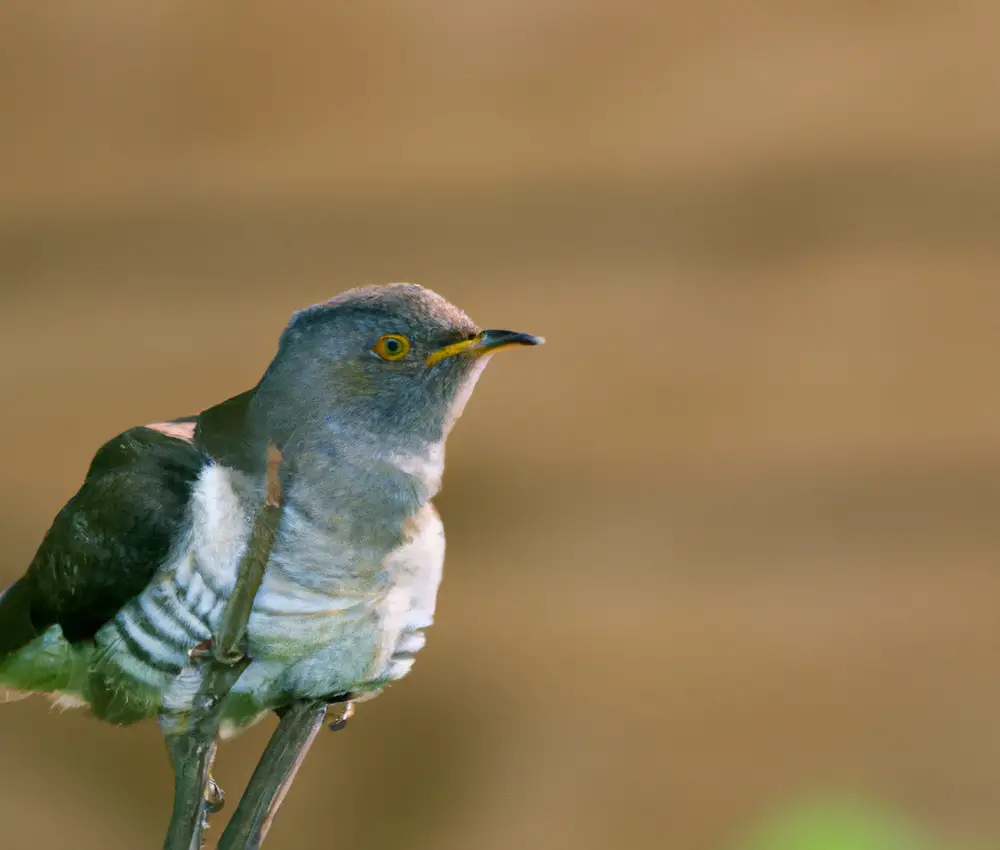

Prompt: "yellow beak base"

[426,329,544,367]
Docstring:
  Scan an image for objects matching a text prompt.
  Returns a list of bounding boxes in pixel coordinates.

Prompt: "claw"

[188,638,247,665]
[188,640,214,660]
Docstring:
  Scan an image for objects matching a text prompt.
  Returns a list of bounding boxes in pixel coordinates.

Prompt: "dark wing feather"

[0,427,205,655]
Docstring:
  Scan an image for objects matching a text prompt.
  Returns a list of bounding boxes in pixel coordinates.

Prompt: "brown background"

[1,3,999,849]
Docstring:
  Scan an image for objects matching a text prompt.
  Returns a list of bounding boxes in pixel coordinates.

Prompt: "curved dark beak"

[478,329,545,351]
[427,329,544,366]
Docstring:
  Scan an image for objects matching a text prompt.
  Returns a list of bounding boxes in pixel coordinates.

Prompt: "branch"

[216,699,333,850]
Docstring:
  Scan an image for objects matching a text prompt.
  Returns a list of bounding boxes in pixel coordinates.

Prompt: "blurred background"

[1,3,999,849]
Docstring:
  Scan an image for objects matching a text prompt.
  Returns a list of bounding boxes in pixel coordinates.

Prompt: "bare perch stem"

[163,734,217,850]
[162,660,248,850]
[217,699,331,850]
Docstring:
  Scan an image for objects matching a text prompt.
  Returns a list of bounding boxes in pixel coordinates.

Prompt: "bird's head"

[255,283,543,458]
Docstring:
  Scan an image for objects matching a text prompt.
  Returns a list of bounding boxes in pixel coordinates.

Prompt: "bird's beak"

[426,329,545,366]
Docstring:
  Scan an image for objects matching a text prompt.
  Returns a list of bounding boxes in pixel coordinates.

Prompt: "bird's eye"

[372,334,411,361]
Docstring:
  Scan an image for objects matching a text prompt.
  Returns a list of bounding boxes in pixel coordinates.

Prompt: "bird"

[0,282,542,847]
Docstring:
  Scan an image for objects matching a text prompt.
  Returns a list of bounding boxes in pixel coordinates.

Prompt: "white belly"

[247,499,445,699]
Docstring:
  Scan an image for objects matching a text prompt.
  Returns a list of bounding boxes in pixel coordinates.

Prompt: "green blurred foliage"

[737,798,940,850]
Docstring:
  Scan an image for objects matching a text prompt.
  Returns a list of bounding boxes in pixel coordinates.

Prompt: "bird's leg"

[162,444,285,850]
[217,699,333,850]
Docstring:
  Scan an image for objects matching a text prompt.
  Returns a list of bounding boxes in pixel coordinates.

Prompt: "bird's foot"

[324,693,355,732]
[188,637,248,666]
[188,639,214,660]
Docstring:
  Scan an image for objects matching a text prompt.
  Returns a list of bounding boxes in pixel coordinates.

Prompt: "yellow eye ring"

[372,333,411,361]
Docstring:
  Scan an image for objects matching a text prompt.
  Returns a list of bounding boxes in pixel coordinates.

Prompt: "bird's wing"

[0,425,206,654]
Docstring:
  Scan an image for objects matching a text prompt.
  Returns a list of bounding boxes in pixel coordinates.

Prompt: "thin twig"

[162,662,246,850]
[217,699,333,850]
